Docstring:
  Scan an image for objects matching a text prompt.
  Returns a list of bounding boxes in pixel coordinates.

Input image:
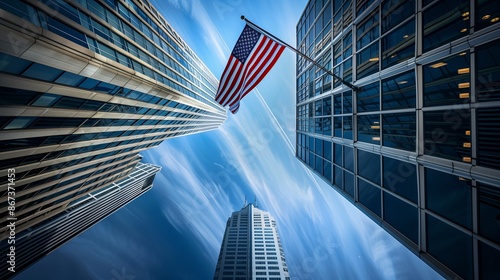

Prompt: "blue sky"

[16,0,443,279]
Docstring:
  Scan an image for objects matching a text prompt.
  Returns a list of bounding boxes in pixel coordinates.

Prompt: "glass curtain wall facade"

[214,204,290,280]
[296,0,500,279]
[0,162,160,279]
[0,0,226,256]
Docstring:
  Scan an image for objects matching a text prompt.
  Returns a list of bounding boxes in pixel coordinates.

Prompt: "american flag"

[216,24,285,114]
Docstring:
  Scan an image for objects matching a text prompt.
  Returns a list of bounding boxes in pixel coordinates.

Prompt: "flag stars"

[232,25,261,63]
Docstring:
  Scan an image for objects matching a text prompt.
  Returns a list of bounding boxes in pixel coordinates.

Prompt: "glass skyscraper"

[214,203,290,280]
[0,161,160,278]
[0,0,225,276]
[295,0,499,279]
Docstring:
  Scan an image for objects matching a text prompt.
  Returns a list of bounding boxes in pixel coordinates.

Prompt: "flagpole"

[241,15,359,91]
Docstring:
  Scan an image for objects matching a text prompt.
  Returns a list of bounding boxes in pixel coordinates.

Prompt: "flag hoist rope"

[241,15,360,91]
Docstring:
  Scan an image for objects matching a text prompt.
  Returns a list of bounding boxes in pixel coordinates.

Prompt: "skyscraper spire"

[244,195,247,207]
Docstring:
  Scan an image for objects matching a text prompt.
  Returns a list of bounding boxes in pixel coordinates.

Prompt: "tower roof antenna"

[244,195,247,207]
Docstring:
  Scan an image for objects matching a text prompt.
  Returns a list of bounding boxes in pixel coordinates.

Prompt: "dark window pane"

[478,182,500,245]
[383,192,418,244]
[357,114,380,144]
[54,96,86,109]
[323,140,332,160]
[343,116,352,139]
[426,214,473,280]
[0,88,38,106]
[423,110,471,161]
[423,52,470,107]
[423,0,469,52]
[358,149,381,185]
[334,143,342,166]
[381,0,415,33]
[382,71,416,110]
[358,178,381,217]
[381,19,415,69]
[335,165,343,188]
[334,94,342,114]
[477,108,500,169]
[476,39,500,102]
[356,42,379,79]
[344,171,354,197]
[382,156,417,203]
[315,138,323,155]
[344,146,354,171]
[475,0,500,31]
[343,90,352,114]
[425,168,472,229]
[382,112,416,151]
[479,241,500,280]
[357,82,379,112]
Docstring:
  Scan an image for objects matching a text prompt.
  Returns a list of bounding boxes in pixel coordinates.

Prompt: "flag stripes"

[215,24,285,114]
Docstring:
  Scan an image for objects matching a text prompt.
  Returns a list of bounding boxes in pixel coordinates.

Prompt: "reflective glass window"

[3,117,34,130]
[382,71,416,110]
[476,0,500,30]
[22,63,63,82]
[358,149,381,185]
[383,192,418,244]
[381,19,415,69]
[358,179,381,217]
[426,214,473,280]
[315,138,323,156]
[423,0,469,52]
[323,140,332,161]
[343,116,353,140]
[381,0,415,33]
[382,112,416,152]
[333,116,342,137]
[423,52,470,106]
[477,182,500,245]
[315,100,322,116]
[315,155,323,174]
[357,10,379,50]
[343,58,352,82]
[31,94,60,107]
[0,53,32,74]
[357,114,380,144]
[476,39,500,101]
[356,43,379,79]
[343,31,352,57]
[477,108,500,169]
[423,110,471,161]
[343,91,352,114]
[344,171,354,197]
[357,82,379,112]
[382,156,417,203]
[334,94,342,114]
[344,146,354,171]
[425,168,472,229]
[323,97,331,115]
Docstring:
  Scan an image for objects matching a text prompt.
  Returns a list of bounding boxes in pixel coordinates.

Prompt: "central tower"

[214,204,290,280]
